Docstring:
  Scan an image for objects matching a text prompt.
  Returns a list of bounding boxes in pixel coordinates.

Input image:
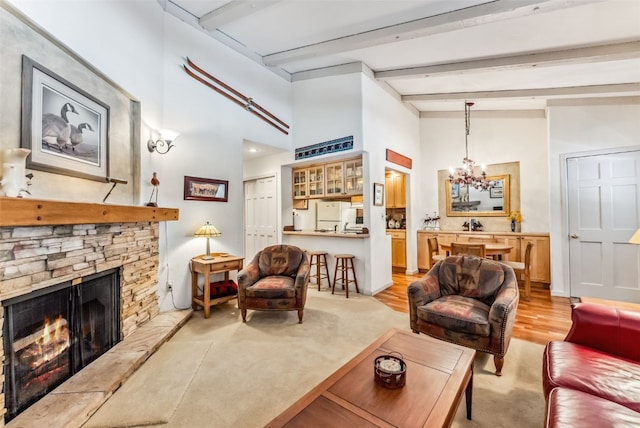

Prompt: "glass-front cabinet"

[325,162,343,196]
[292,157,363,201]
[292,168,307,199]
[344,158,363,196]
[307,166,325,197]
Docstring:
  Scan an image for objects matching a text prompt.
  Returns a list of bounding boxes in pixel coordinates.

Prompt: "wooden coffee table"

[266,328,475,427]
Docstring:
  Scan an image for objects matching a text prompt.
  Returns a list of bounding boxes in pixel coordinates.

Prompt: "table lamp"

[630,228,640,245]
[194,221,221,260]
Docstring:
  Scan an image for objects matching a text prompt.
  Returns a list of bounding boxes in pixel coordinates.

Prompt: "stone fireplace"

[0,197,179,424]
[3,267,120,421]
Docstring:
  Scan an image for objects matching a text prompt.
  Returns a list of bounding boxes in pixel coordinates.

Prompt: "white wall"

[11,2,638,305]
[548,99,640,297]
[362,75,420,286]
[418,110,549,233]
[1,1,164,203]
[6,0,293,311]
[260,71,420,295]
[418,100,640,297]
[292,73,363,152]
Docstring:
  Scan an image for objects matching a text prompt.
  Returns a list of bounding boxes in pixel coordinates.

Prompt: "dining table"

[439,242,513,260]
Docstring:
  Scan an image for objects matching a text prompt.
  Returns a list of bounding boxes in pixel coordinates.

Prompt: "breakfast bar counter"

[283,230,369,238]
[282,230,370,294]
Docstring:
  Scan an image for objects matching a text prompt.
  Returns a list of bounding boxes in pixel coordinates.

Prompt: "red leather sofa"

[542,302,640,427]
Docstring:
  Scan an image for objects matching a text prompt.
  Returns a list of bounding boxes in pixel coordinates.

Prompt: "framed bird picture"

[20,55,110,181]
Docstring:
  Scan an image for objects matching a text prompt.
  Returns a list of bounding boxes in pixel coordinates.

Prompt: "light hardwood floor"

[374,271,573,346]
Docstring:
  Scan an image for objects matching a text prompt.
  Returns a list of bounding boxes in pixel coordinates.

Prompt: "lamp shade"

[160,129,180,142]
[195,221,221,260]
[630,228,640,245]
[194,221,221,238]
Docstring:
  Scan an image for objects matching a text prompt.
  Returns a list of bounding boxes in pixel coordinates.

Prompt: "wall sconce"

[630,228,640,245]
[194,221,221,260]
[147,129,179,154]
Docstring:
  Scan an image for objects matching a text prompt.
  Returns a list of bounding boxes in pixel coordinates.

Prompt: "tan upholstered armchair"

[407,255,519,375]
[237,245,310,323]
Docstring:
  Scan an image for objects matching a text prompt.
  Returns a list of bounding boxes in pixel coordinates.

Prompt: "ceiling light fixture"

[147,129,179,154]
[448,101,492,191]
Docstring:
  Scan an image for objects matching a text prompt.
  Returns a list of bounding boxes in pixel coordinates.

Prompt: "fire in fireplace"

[3,268,120,421]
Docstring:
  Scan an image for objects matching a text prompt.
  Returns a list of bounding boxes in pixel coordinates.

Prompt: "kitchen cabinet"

[292,199,308,210]
[292,168,308,199]
[325,162,344,196]
[389,229,406,269]
[293,157,363,201]
[385,172,406,208]
[293,165,325,199]
[343,158,364,196]
[521,235,550,283]
[307,165,325,197]
[326,158,364,197]
[416,230,550,284]
[417,232,430,270]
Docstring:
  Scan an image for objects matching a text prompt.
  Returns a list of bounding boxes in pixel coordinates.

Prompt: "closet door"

[244,176,277,259]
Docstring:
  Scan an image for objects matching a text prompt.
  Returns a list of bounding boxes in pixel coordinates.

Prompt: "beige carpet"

[82,288,545,428]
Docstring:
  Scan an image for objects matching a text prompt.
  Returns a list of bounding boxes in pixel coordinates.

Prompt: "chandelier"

[448,101,492,191]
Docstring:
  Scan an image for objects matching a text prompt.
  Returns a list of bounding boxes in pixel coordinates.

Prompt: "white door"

[244,176,277,261]
[567,149,640,302]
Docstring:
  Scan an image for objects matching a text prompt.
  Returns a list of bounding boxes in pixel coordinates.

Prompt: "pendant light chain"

[465,101,471,160]
[448,101,492,191]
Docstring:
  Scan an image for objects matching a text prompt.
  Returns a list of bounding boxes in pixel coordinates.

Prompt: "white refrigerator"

[315,201,342,232]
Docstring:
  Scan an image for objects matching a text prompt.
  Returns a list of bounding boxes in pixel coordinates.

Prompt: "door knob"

[570,234,579,239]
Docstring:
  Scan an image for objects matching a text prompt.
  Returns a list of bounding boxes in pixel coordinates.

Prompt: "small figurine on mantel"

[0,148,32,197]
[146,172,160,207]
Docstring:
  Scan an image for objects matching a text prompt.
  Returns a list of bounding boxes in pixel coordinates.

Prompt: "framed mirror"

[445,174,510,217]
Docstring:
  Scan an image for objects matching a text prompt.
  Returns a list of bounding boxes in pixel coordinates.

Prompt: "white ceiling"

[162,0,640,158]
[162,0,640,111]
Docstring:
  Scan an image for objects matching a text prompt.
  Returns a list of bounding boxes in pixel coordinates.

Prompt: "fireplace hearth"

[2,269,120,421]
[0,200,179,423]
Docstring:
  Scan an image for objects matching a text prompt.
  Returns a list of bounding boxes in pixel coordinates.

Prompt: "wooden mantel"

[0,197,179,227]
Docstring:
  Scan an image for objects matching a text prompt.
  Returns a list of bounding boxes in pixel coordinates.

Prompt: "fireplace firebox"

[2,269,120,421]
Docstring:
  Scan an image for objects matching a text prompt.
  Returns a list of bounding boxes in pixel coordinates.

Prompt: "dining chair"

[502,241,534,300]
[450,242,486,258]
[427,237,445,268]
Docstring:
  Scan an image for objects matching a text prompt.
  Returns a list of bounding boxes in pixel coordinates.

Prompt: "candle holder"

[374,352,406,389]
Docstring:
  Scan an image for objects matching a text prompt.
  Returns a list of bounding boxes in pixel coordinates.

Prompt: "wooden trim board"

[0,197,179,226]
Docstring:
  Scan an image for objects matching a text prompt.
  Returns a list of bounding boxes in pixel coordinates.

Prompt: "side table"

[191,254,244,318]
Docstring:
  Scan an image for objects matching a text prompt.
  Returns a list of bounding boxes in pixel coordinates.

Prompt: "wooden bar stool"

[332,254,359,298]
[308,251,331,290]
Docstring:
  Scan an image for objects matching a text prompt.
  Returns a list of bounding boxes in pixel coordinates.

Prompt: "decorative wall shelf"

[0,197,179,227]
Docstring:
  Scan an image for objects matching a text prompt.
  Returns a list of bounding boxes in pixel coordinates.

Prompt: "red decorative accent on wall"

[386,149,412,169]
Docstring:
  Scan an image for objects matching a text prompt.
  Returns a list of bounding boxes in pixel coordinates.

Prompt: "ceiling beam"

[199,0,282,30]
[376,41,640,80]
[401,83,640,101]
[161,0,291,80]
[262,0,603,67]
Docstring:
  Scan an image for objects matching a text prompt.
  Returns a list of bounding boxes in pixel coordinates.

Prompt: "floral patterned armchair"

[407,255,519,375]
[237,244,310,323]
